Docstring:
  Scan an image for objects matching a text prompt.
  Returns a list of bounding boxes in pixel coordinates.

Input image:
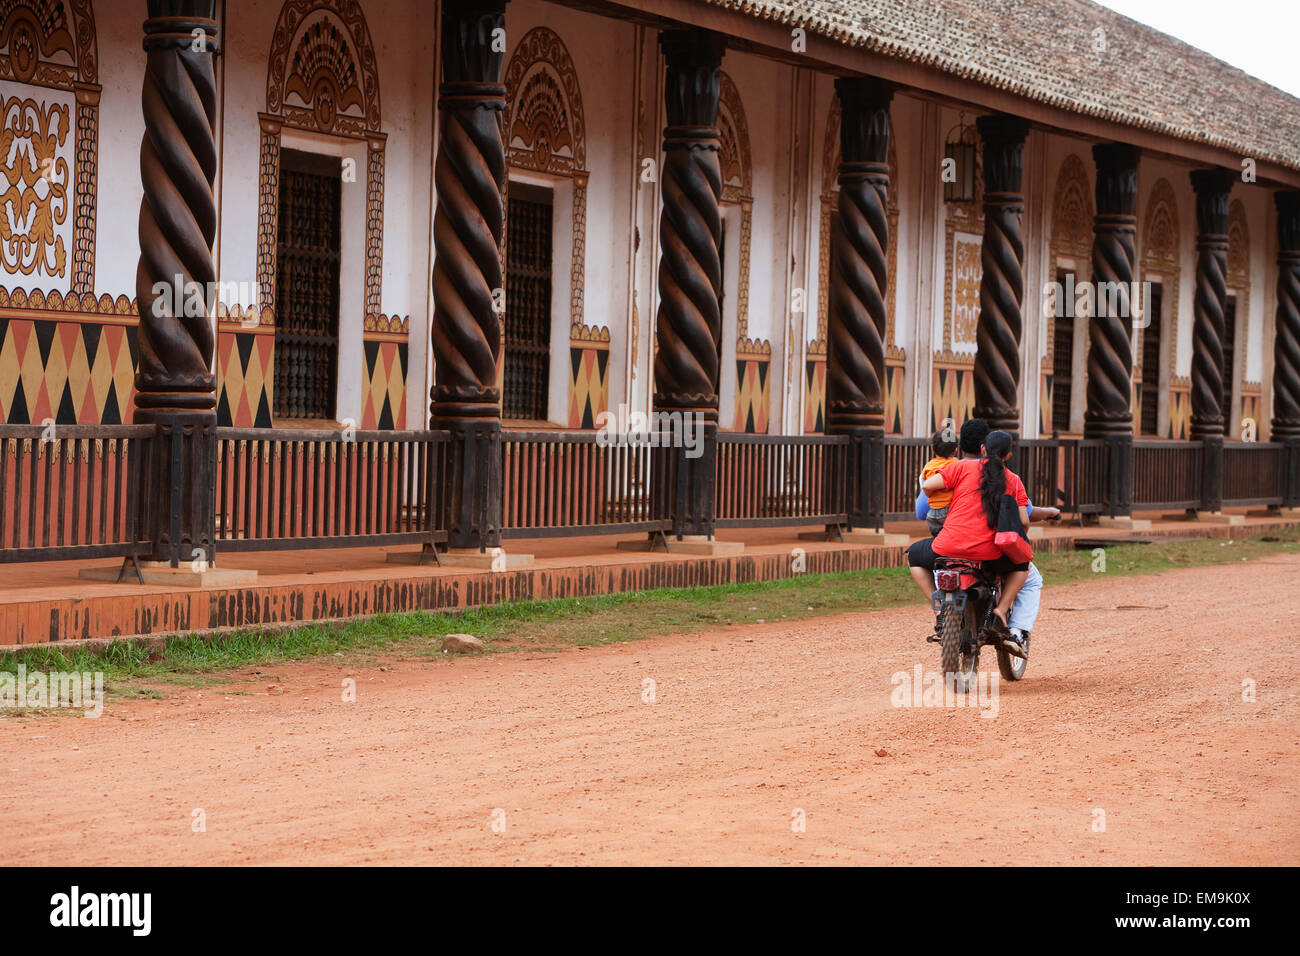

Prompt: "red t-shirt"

[932,458,1028,560]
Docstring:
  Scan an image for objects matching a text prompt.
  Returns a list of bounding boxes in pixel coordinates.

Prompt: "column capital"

[1191,168,1233,238]
[660,29,726,130]
[976,115,1029,196]
[1276,190,1300,256]
[834,76,893,166]
[440,0,508,89]
[1092,143,1140,218]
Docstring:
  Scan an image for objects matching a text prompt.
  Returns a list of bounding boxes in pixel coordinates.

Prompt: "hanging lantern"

[943,115,978,204]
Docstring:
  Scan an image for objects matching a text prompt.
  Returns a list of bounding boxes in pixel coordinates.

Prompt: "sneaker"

[1002,627,1029,659]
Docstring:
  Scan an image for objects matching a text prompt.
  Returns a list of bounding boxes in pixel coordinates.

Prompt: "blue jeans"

[1008,562,1042,634]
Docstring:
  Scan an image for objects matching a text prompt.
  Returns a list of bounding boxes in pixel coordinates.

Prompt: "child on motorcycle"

[920,429,960,535]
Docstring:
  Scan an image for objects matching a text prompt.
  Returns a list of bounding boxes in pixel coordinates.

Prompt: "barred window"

[274,149,341,421]
[503,183,553,422]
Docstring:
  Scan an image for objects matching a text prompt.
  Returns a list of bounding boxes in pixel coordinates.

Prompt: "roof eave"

[557,0,1300,189]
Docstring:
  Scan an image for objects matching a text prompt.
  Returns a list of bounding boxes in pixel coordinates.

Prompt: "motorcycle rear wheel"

[939,604,979,694]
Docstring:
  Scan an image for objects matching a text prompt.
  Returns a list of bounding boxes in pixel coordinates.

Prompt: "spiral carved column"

[430,0,508,550]
[1190,169,1233,513]
[1084,144,1140,518]
[1190,170,1232,439]
[652,29,725,539]
[1272,192,1300,443]
[972,115,1028,436]
[826,77,892,530]
[1273,192,1300,507]
[132,2,220,567]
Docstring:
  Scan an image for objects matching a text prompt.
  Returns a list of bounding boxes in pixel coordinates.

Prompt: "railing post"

[131,2,220,569]
[1106,435,1131,518]
[1284,440,1300,509]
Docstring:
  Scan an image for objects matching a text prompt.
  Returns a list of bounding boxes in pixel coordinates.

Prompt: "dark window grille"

[274,150,341,420]
[1222,294,1237,421]
[1051,269,1074,433]
[503,188,552,421]
[1140,282,1163,435]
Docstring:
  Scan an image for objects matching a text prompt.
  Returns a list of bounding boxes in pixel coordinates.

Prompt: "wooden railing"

[1223,442,1287,506]
[214,428,449,551]
[1062,440,1110,516]
[882,437,930,519]
[4,423,1300,564]
[500,430,671,537]
[0,424,150,562]
[1132,440,1203,510]
[714,433,850,527]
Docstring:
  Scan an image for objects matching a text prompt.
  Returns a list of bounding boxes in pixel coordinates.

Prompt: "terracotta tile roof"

[708,0,1300,171]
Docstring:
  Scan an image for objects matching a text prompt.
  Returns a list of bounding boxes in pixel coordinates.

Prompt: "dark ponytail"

[980,430,1013,528]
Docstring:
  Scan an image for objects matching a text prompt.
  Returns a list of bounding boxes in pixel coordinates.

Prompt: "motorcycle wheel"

[996,632,1029,681]
[939,604,979,694]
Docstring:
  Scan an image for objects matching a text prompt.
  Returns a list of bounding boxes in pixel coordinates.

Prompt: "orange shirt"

[920,456,957,508]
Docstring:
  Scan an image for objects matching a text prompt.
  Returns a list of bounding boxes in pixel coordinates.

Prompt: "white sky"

[1093,0,1300,97]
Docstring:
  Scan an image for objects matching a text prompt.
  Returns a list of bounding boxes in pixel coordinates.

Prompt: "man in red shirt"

[907,426,1030,633]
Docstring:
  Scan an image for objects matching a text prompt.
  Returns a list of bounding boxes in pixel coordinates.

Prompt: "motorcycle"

[928,557,1027,692]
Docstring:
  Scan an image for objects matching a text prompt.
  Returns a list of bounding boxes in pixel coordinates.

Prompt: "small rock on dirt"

[442,634,485,654]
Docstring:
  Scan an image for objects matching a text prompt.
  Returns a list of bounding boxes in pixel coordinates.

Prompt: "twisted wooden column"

[430,0,508,549]
[652,29,725,538]
[1189,169,1233,439]
[972,115,1028,436]
[654,30,725,425]
[827,77,892,530]
[1272,191,1300,443]
[132,1,220,566]
[1190,169,1233,513]
[1084,144,1139,439]
[1084,144,1139,518]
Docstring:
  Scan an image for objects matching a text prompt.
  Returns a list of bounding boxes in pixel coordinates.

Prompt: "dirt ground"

[2,555,1298,866]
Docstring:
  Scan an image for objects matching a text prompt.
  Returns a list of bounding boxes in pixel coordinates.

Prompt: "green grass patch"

[2,525,1296,700]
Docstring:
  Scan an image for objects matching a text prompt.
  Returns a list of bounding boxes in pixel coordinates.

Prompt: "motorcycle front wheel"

[996,632,1029,681]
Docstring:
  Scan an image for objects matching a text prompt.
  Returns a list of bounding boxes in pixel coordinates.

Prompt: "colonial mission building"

[1,0,1299,584]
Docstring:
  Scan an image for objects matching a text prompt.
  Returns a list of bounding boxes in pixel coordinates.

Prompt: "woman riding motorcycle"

[906,429,1029,632]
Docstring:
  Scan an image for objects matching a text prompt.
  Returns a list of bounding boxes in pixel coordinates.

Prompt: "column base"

[79,561,258,589]
[1246,507,1300,518]
[799,529,911,547]
[1191,511,1245,525]
[420,547,534,570]
[1097,516,1153,531]
[616,535,743,556]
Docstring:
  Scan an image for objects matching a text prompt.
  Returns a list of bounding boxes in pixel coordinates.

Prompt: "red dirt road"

[2,556,1298,866]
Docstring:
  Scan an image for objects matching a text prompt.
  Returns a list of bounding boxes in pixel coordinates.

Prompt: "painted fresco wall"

[0,0,1280,443]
